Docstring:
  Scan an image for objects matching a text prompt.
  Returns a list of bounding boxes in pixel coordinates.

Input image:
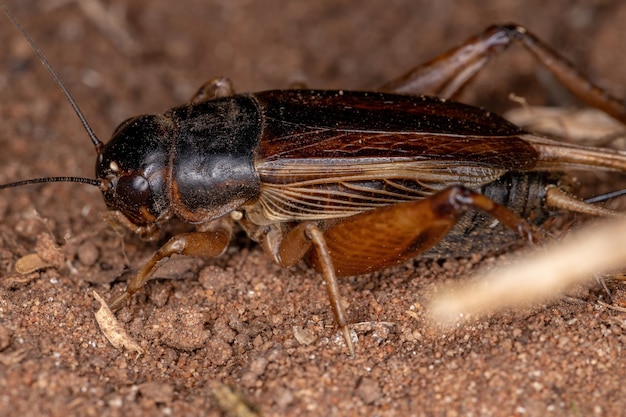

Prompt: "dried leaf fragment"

[93,291,144,354]
[14,233,65,274]
[15,253,51,274]
[292,326,317,346]
[505,106,625,143]
[213,383,262,417]
[431,217,626,325]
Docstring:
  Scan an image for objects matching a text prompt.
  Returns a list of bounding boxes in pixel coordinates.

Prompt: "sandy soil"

[1,1,626,416]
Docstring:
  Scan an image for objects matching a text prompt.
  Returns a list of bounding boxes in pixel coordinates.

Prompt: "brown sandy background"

[1,1,625,416]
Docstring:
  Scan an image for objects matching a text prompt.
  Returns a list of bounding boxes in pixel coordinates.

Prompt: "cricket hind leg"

[267,186,538,356]
[378,24,626,124]
[311,185,538,278]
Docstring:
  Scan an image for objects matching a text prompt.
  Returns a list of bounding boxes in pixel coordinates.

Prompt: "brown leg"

[310,186,537,277]
[378,24,626,124]
[266,222,355,356]
[109,217,233,310]
[305,224,355,357]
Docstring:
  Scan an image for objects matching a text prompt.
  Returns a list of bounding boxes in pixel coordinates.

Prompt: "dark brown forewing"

[252,90,538,170]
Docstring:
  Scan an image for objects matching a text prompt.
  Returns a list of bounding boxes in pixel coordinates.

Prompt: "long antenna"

[0,177,102,190]
[1,3,104,191]
[1,2,104,154]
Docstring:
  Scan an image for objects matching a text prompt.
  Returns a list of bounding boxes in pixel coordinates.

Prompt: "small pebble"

[358,377,382,405]
[137,382,174,404]
[77,241,100,266]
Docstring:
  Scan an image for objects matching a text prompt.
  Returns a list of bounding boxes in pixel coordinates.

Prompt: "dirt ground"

[1,1,626,416]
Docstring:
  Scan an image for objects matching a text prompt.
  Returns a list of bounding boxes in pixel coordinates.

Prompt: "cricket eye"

[116,174,151,207]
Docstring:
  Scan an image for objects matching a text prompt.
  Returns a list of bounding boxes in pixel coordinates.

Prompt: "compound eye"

[116,174,151,206]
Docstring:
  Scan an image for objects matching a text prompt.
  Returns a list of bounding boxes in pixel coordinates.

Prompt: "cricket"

[2,4,626,356]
